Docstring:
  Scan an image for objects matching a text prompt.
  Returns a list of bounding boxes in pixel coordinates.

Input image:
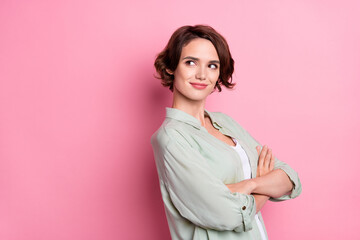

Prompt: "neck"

[172,89,207,127]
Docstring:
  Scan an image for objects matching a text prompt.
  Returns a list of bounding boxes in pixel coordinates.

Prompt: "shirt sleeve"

[157,128,256,232]
[269,157,302,201]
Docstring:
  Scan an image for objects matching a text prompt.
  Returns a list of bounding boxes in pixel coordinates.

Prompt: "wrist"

[248,179,257,193]
[251,177,260,193]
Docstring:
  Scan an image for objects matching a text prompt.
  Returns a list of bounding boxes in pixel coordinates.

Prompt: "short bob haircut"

[154,25,235,92]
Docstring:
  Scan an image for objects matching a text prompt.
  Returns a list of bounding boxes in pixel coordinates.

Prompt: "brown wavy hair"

[154,25,235,92]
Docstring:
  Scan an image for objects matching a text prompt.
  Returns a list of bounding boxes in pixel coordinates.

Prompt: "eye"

[185,60,196,66]
[209,64,218,69]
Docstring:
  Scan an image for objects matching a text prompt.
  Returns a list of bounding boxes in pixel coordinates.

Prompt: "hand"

[256,145,275,177]
[226,179,256,195]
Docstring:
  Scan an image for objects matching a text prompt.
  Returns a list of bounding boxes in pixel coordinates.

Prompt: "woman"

[151,25,302,240]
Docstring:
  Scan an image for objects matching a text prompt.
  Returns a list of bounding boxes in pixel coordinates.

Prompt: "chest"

[191,127,256,184]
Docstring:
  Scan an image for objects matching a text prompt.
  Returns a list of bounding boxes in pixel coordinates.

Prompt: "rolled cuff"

[270,166,302,202]
[232,193,256,232]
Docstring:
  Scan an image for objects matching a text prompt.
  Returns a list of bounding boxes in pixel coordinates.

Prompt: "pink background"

[1,1,359,239]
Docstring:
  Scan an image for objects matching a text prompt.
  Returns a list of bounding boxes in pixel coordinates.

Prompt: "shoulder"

[150,118,188,148]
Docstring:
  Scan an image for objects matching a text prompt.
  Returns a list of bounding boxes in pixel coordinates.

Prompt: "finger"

[256,146,261,177]
[270,152,275,171]
[259,145,268,161]
[258,145,267,167]
[258,146,268,175]
[256,146,260,155]
[264,148,272,169]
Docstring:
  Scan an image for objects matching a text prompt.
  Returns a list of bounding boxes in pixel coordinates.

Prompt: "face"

[168,38,220,102]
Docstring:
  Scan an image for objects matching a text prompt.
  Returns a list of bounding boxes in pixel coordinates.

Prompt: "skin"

[168,37,293,213]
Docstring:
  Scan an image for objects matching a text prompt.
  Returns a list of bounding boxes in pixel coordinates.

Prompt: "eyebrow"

[182,56,220,64]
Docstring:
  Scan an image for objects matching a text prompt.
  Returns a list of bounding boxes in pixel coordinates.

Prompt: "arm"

[227,145,274,212]
[252,169,293,198]
[222,113,302,201]
[253,194,269,213]
[252,145,271,212]
[270,156,302,201]
[154,129,256,232]
[226,146,299,199]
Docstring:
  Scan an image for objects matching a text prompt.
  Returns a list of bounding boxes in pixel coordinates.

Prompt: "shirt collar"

[165,107,223,130]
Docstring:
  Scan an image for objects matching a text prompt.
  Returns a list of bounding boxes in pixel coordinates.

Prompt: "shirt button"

[242,206,246,210]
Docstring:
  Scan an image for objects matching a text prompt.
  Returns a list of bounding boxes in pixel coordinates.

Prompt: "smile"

[190,83,208,90]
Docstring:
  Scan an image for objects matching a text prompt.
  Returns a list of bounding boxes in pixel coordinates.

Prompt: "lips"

[190,82,208,90]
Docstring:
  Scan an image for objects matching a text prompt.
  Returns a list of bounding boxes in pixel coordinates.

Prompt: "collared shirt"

[151,107,302,240]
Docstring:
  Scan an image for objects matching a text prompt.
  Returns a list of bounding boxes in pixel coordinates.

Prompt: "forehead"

[181,38,219,59]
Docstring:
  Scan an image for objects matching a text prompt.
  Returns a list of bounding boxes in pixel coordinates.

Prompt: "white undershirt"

[231,138,267,240]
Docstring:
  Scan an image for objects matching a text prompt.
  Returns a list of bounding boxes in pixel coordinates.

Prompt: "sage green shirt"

[151,107,302,240]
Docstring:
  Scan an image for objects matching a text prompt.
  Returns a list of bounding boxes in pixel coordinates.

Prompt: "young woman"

[151,25,302,240]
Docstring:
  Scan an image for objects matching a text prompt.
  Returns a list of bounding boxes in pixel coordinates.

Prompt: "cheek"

[177,66,194,79]
[173,77,187,91]
[210,71,220,83]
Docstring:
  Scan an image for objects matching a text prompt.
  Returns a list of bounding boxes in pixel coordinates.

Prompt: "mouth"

[190,82,208,90]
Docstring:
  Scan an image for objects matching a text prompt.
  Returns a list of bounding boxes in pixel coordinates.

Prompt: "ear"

[165,69,174,75]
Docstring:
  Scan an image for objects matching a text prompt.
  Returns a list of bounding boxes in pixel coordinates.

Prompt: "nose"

[195,66,206,81]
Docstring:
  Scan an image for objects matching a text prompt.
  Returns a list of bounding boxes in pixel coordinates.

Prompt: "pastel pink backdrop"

[1,1,359,239]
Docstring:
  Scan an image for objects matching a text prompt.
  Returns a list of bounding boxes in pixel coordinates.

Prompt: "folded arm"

[252,169,293,197]
[226,145,297,212]
[223,113,302,203]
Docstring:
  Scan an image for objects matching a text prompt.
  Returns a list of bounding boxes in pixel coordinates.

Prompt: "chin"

[187,93,212,102]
